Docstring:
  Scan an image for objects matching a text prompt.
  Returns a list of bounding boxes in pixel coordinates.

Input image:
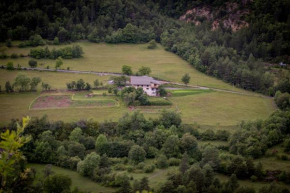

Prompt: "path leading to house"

[3,66,273,98]
[165,83,273,99]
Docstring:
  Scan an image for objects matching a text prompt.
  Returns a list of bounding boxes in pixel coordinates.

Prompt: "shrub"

[114,163,127,171]
[128,145,146,164]
[127,166,134,172]
[168,158,181,166]
[0,53,8,59]
[137,162,146,169]
[156,154,168,169]
[108,158,123,165]
[147,146,159,158]
[280,154,289,160]
[29,60,38,68]
[6,62,14,70]
[10,53,18,58]
[143,164,155,173]
[250,175,257,182]
[148,40,157,49]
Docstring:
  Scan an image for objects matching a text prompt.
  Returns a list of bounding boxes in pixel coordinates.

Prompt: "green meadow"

[1,42,249,92]
[0,42,276,126]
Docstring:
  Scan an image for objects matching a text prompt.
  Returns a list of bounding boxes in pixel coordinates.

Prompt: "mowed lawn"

[27,163,116,193]
[0,69,110,90]
[1,41,248,92]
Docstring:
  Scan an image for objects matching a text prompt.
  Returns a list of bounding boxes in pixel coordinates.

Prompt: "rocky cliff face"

[180,1,252,32]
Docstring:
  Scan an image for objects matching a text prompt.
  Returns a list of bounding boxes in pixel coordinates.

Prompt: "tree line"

[30,45,83,59]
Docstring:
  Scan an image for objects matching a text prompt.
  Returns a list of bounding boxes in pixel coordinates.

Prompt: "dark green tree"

[122,65,133,75]
[181,73,190,85]
[179,152,189,173]
[44,174,72,193]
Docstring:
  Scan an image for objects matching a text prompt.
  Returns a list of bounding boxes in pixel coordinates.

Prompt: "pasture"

[1,41,249,92]
[0,42,276,127]
[0,69,111,90]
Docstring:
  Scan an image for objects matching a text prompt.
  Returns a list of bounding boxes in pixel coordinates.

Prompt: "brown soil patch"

[32,95,72,109]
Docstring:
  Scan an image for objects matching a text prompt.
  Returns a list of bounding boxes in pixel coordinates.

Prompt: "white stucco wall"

[133,85,158,96]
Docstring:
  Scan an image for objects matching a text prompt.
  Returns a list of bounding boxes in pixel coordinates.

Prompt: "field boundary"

[71,94,120,107]
[29,94,119,110]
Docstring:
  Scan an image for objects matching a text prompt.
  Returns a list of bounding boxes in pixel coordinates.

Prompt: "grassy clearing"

[169,89,213,97]
[27,162,174,192]
[147,97,172,106]
[0,92,129,126]
[27,163,116,193]
[216,174,290,190]
[0,46,276,126]
[254,157,290,171]
[0,69,110,91]
[0,90,275,126]
[197,140,229,148]
[1,42,250,92]
[171,91,275,126]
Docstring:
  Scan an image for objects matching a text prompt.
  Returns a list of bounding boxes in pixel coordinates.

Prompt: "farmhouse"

[130,76,161,96]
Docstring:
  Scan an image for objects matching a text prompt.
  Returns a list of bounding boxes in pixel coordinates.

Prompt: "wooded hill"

[0,0,290,95]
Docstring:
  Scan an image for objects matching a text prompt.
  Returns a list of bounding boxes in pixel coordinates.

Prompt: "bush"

[6,62,14,70]
[143,164,155,173]
[109,158,123,165]
[137,162,146,169]
[127,166,134,172]
[0,53,8,59]
[168,158,181,166]
[156,154,168,169]
[200,129,216,140]
[250,175,257,182]
[128,145,146,164]
[280,154,289,160]
[147,146,159,158]
[114,163,127,171]
[29,60,38,68]
[10,53,18,58]
[148,40,157,49]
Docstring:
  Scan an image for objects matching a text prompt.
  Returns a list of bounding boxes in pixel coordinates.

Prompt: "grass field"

[169,89,213,97]
[0,92,129,126]
[170,91,275,126]
[0,41,250,92]
[27,163,116,193]
[0,89,275,126]
[0,42,276,127]
[0,69,110,91]
[30,94,118,109]
[216,174,290,190]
